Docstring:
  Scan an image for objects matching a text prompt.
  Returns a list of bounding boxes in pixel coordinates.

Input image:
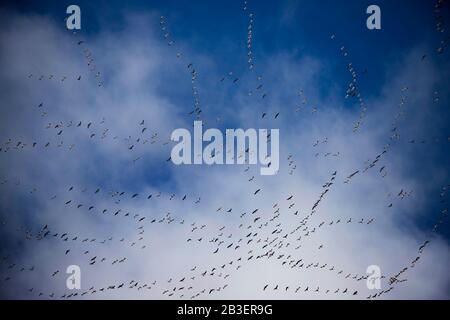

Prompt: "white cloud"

[0,10,448,299]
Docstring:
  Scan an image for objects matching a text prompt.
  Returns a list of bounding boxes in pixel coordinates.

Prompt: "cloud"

[0,8,449,299]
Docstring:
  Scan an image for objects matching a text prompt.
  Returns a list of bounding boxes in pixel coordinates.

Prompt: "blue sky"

[6,0,442,84]
[0,0,449,299]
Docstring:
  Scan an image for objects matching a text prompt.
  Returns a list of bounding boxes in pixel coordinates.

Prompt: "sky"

[0,0,449,299]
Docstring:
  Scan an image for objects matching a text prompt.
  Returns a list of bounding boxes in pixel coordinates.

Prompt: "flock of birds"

[0,0,449,299]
